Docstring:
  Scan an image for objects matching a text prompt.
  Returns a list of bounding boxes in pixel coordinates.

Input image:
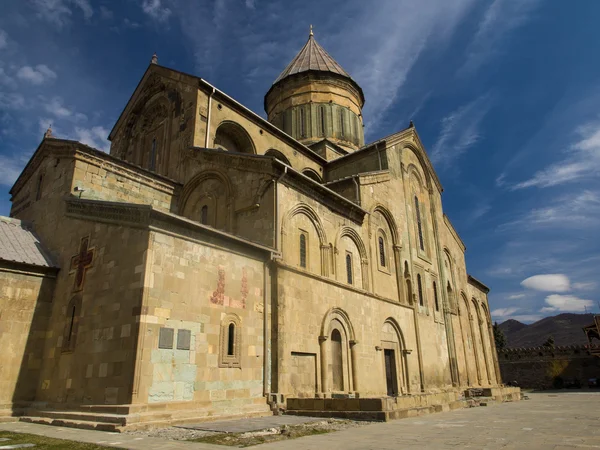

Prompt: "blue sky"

[1,0,599,324]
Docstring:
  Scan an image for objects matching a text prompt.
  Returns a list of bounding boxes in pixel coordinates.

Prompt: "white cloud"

[0,29,8,50]
[540,294,594,313]
[459,0,541,74]
[99,5,113,20]
[491,307,519,317]
[32,0,93,27]
[573,282,596,291]
[0,93,27,110]
[72,126,110,152]
[16,65,57,85]
[507,293,526,300]
[0,68,16,89]
[141,0,172,22]
[430,94,491,168]
[491,307,542,323]
[43,97,87,121]
[511,120,600,189]
[0,153,29,186]
[521,274,570,293]
[245,0,255,9]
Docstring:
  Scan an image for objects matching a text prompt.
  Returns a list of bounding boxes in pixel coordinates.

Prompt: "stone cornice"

[443,214,466,253]
[468,274,490,294]
[0,260,59,277]
[64,198,277,260]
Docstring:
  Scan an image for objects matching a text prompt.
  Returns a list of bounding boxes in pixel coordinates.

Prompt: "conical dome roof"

[273,30,353,85]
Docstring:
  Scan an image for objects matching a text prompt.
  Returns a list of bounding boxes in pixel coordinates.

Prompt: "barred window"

[320,106,326,136]
[417,274,424,306]
[379,236,386,267]
[414,196,425,251]
[300,108,306,137]
[299,233,307,268]
[433,281,439,311]
[346,253,353,285]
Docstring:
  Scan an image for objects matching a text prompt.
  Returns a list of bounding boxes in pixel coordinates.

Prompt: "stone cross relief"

[70,236,95,292]
[210,266,249,309]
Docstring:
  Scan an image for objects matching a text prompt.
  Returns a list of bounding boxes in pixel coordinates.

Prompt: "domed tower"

[265,27,365,155]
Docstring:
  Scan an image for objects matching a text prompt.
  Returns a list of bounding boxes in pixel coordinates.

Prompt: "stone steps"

[19,416,121,432]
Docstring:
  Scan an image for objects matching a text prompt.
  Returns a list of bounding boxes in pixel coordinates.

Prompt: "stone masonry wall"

[498,346,600,389]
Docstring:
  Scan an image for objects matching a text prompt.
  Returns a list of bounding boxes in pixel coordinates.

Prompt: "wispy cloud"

[141,0,172,22]
[491,306,542,323]
[71,126,110,152]
[521,274,570,293]
[459,0,541,75]
[430,94,492,168]
[0,152,30,187]
[511,120,600,189]
[16,65,57,85]
[43,96,87,121]
[31,0,93,27]
[0,29,8,50]
[0,93,27,110]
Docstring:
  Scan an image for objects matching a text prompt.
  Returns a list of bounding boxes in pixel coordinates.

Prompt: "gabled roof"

[273,32,352,84]
[0,216,57,268]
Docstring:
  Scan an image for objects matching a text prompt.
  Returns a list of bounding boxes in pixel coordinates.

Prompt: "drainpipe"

[204,87,215,148]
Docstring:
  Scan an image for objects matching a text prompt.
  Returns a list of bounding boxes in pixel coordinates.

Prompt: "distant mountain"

[498,313,594,348]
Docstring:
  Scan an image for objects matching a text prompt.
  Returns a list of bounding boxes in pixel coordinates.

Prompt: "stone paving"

[175,415,322,433]
[0,392,598,449]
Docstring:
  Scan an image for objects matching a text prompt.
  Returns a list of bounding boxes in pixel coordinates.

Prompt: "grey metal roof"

[0,216,57,268]
[273,32,353,85]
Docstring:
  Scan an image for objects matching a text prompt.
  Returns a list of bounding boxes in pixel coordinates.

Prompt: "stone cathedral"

[0,30,518,428]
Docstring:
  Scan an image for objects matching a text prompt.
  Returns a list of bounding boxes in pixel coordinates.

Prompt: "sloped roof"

[273,32,353,85]
[0,216,57,268]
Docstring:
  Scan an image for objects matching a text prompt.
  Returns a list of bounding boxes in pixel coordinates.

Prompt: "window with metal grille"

[417,274,424,306]
[414,196,425,251]
[201,205,208,225]
[346,253,353,285]
[433,281,439,311]
[299,233,307,268]
[379,236,386,267]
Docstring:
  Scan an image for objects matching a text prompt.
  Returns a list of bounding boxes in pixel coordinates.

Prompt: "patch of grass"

[189,424,332,447]
[0,431,126,449]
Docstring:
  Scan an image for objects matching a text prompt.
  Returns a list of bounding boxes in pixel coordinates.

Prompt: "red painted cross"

[70,236,94,292]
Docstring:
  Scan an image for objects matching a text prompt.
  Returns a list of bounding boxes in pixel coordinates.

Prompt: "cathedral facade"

[0,31,508,426]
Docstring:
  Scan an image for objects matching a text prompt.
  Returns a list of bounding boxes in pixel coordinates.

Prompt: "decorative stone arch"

[458,291,477,385]
[403,261,414,305]
[213,120,256,154]
[369,204,400,246]
[132,95,172,170]
[464,294,482,385]
[219,313,242,368]
[319,308,358,395]
[180,170,234,231]
[301,168,323,183]
[265,148,292,166]
[281,203,329,276]
[472,298,492,385]
[480,303,501,384]
[381,317,410,395]
[403,144,434,192]
[443,248,457,312]
[335,226,369,290]
[406,163,431,256]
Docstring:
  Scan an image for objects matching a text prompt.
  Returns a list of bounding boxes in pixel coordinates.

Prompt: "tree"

[493,322,507,351]
[543,335,555,348]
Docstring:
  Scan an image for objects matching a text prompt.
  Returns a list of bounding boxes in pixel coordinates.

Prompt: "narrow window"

[35,174,43,201]
[379,236,386,267]
[320,106,326,136]
[299,233,307,268]
[149,138,157,171]
[227,323,235,356]
[346,253,353,285]
[300,108,306,137]
[339,110,345,137]
[67,305,76,342]
[201,205,208,225]
[417,274,424,306]
[433,281,439,311]
[414,196,425,251]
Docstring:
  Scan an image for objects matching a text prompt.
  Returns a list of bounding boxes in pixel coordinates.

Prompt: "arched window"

[227,323,235,356]
[300,108,306,137]
[320,106,326,136]
[299,233,307,268]
[200,205,208,225]
[379,236,386,267]
[417,274,424,306]
[149,138,157,171]
[414,196,425,251]
[433,281,439,311]
[219,315,241,368]
[346,253,353,285]
[339,109,345,136]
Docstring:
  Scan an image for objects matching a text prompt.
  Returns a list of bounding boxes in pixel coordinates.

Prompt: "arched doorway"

[331,329,344,391]
[381,319,409,396]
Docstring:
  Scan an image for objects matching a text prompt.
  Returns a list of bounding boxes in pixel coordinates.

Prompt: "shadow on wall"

[498,346,600,390]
